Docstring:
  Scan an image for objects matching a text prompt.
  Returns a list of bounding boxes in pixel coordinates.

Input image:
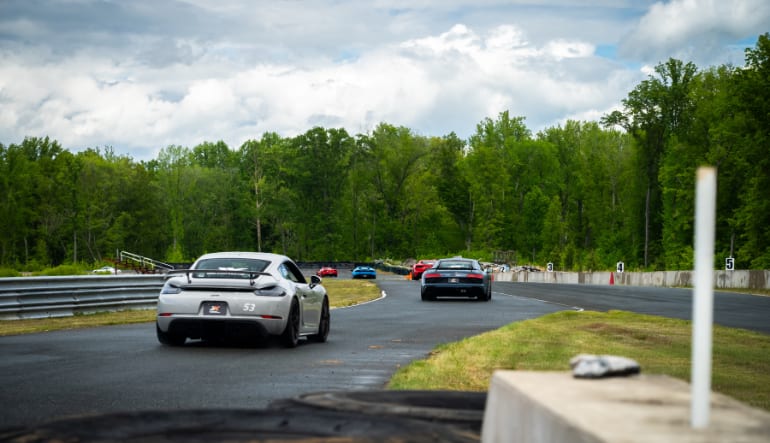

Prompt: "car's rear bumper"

[352,273,376,279]
[159,317,275,341]
[421,283,487,298]
[157,292,291,335]
[157,308,287,336]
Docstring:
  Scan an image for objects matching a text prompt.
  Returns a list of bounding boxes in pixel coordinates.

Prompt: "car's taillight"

[423,272,441,279]
[466,273,484,280]
[160,283,181,294]
[254,286,286,297]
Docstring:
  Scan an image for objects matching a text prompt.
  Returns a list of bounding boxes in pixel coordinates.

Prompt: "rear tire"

[156,323,185,346]
[308,298,330,343]
[281,299,300,348]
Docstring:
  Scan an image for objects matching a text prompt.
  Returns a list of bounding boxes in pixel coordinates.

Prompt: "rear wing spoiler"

[165,269,273,286]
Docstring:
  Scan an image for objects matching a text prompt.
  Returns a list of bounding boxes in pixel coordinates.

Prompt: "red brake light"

[467,273,484,279]
[423,272,441,279]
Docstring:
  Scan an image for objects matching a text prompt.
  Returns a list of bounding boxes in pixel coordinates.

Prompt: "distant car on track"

[156,251,330,347]
[411,259,436,280]
[351,266,377,279]
[420,257,492,302]
[316,266,338,277]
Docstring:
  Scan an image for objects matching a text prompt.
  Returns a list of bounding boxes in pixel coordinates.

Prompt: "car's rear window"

[194,258,270,273]
[437,260,475,270]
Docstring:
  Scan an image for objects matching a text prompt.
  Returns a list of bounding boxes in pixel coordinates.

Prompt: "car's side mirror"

[309,274,322,287]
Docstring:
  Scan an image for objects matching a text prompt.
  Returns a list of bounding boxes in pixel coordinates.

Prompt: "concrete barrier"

[493,269,770,290]
[481,371,770,443]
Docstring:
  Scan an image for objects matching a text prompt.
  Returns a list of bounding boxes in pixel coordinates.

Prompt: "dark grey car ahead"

[420,257,492,301]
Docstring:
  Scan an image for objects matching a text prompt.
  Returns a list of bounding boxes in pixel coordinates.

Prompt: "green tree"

[604,58,698,269]
[155,145,194,261]
[466,112,531,252]
[0,142,36,265]
[428,133,471,253]
[240,134,283,252]
[19,137,70,266]
[363,123,430,257]
[292,127,354,260]
[730,33,770,267]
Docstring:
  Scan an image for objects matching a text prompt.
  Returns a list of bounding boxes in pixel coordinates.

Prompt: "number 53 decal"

[242,303,256,312]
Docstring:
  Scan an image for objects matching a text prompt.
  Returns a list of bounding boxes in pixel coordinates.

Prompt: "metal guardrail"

[0,275,166,320]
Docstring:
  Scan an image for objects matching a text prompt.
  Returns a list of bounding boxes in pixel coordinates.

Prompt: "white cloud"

[0,1,762,160]
[619,0,770,65]
[544,40,595,59]
[0,21,645,159]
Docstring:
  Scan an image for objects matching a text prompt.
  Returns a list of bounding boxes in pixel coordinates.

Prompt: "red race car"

[316,266,338,277]
[411,259,436,280]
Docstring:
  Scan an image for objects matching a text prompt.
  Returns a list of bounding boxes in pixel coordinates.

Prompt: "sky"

[0,0,768,161]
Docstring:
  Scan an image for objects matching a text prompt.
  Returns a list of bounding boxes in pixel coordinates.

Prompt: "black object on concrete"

[0,408,479,442]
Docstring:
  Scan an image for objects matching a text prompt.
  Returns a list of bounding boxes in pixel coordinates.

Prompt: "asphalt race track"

[493,282,770,334]
[1,274,769,431]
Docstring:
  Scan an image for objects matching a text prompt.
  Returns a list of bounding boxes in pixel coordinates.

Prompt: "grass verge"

[719,288,770,297]
[0,310,157,335]
[323,278,383,307]
[388,309,770,412]
[0,278,382,337]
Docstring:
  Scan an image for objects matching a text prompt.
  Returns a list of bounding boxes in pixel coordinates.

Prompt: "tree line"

[2,34,769,272]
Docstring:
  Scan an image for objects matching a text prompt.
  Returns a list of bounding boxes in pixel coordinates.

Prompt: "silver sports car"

[156,252,330,347]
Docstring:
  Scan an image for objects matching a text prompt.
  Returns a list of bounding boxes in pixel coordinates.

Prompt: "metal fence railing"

[117,250,175,273]
[0,275,166,320]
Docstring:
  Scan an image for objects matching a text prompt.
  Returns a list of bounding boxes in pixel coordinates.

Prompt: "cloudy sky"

[1,0,767,160]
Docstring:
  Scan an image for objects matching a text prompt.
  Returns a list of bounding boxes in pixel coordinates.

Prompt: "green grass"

[388,309,770,412]
[719,288,770,297]
[0,278,382,337]
[0,310,158,335]
[0,268,22,277]
[323,278,383,307]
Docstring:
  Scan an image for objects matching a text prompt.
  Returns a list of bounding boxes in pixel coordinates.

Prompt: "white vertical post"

[691,166,716,428]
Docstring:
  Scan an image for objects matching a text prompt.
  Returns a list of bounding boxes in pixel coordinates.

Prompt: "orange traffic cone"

[609,272,615,285]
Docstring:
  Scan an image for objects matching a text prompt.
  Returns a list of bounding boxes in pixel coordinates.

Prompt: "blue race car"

[351,266,377,279]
